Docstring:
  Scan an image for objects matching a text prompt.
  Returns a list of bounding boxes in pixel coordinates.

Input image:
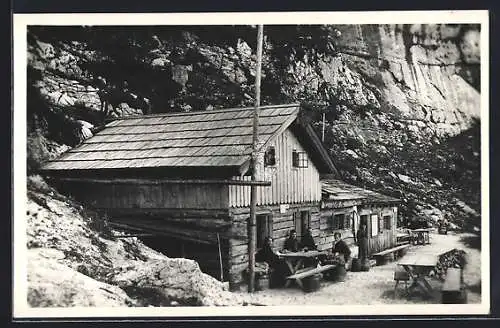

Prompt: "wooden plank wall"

[359,205,397,255]
[228,129,321,207]
[228,203,320,288]
[67,181,229,210]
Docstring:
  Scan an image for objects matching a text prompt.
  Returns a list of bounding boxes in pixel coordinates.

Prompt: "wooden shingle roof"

[42,103,336,174]
[321,179,400,204]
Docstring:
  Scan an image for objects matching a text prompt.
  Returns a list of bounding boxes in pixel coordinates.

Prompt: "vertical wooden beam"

[322,112,326,142]
[248,24,264,293]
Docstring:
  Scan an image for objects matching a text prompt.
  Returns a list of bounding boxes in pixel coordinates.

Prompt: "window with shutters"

[264,147,276,166]
[292,150,308,168]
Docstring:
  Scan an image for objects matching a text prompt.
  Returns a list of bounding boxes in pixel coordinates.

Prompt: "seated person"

[283,229,300,252]
[255,237,280,267]
[256,237,289,287]
[300,228,317,251]
[332,232,351,264]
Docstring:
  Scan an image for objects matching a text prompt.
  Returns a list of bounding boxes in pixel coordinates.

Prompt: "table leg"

[284,259,295,288]
[294,259,304,272]
[419,277,433,294]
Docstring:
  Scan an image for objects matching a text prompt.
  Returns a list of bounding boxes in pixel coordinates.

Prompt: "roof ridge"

[106,103,300,122]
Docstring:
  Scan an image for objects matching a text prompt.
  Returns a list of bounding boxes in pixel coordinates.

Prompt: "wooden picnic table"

[396,232,411,245]
[398,253,438,298]
[411,228,431,245]
[278,250,329,288]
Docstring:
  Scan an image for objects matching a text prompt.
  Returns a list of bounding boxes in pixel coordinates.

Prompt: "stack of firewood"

[434,249,467,281]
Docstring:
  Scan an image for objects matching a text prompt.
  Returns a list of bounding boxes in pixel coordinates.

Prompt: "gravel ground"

[235,231,481,305]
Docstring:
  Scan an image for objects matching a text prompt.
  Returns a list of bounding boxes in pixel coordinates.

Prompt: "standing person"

[300,228,317,251]
[283,230,300,252]
[356,223,369,267]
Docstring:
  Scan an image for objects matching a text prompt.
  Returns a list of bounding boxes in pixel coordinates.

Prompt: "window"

[383,215,392,230]
[292,150,308,168]
[330,213,345,230]
[264,147,276,166]
[378,216,384,233]
[329,212,353,231]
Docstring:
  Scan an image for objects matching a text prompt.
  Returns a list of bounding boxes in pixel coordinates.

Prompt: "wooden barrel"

[303,274,322,293]
[324,265,347,282]
[255,274,270,291]
[351,258,361,272]
[269,268,286,288]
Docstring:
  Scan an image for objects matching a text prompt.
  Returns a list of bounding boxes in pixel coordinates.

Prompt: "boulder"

[111,259,242,306]
[28,248,134,307]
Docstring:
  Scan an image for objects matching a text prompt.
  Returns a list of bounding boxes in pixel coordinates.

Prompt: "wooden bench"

[373,244,411,265]
[286,264,336,291]
[394,266,410,298]
[442,268,467,303]
[287,264,336,280]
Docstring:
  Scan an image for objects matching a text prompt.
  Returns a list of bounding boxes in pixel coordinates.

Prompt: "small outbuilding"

[320,179,401,257]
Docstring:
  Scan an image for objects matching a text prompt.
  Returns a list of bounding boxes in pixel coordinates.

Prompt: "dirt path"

[235,232,481,305]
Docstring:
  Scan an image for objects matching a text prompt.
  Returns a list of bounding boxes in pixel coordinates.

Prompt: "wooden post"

[322,112,326,142]
[248,24,264,293]
[217,233,223,281]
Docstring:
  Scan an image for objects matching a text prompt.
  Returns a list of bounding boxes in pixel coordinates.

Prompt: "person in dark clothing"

[256,237,289,288]
[356,223,369,264]
[255,237,280,267]
[332,232,351,263]
[283,230,300,252]
[300,228,317,251]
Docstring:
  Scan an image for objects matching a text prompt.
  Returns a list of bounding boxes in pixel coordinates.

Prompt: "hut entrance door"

[294,210,311,238]
[256,214,272,248]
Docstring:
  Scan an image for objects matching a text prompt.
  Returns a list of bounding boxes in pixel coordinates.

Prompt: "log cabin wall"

[60,180,233,281]
[318,207,357,251]
[228,129,321,207]
[64,181,229,210]
[228,203,320,288]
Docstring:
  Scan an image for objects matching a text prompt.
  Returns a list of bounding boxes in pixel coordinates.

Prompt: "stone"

[28,248,134,307]
[112,259,241,306]
[343,149,360,159]
[171,65,193,87]
[397,174,412,183]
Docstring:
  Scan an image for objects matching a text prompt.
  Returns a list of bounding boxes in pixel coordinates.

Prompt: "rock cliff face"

[329,24,480,136]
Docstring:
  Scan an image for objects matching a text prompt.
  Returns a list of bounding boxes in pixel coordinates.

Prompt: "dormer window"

[292,150,308,168]
[264,147,276,166]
